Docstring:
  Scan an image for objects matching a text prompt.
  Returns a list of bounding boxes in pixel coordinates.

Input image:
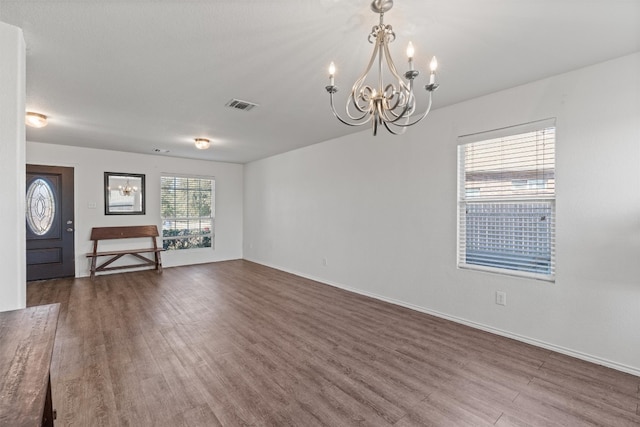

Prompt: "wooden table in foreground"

[0,303,60,427]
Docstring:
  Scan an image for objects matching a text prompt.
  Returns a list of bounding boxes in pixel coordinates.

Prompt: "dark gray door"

[26,165,75,280]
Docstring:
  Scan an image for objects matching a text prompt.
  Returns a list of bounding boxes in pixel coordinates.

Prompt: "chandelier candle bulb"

[329,62,336,86]
[429,56,438,84]
[406,42,414,70]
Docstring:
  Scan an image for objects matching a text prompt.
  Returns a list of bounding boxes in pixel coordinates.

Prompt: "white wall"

[244,53,640,375]
[0,22,26,312]
[27,142,243,277]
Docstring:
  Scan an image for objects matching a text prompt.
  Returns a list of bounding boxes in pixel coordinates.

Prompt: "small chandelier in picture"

[325,0,439,136]
[118,180,138,196]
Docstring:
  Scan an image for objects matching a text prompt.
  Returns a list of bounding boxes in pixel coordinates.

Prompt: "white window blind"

[161,175,215,250]
[458,120,556,280]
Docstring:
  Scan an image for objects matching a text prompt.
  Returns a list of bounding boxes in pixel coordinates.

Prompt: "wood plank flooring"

[27,260,640,426]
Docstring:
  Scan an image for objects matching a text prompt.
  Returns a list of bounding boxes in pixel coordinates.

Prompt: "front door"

[26,165,75,281]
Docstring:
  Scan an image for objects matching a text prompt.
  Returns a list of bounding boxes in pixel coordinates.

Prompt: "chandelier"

[325,0,439,136]
[118,180,138,196]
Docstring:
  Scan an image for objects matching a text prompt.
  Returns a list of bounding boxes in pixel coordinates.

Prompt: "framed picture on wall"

[104,172,145,215]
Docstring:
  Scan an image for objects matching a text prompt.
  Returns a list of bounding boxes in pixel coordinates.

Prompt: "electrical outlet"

[322,258,328,267]
[496,291,507,306]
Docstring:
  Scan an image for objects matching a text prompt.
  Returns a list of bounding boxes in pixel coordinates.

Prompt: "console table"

[0,303,60,426]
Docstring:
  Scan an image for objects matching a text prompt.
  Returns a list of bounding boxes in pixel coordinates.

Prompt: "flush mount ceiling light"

[325,0,440,136]
[194,138,211,150]
[25,112,48,128]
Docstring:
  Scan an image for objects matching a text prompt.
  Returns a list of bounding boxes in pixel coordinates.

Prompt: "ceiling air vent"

[225,98,259,112]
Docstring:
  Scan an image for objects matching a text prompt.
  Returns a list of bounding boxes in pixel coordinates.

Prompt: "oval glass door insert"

[26,178,56,235]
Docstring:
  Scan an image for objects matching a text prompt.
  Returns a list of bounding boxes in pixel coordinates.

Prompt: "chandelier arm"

[387,91,434,128]
[345,105,373,122]
[329,93,372,127]
[377,99,385,124]
[379,41,417,124]
[377,32,384,93]
[382,105,411,125]
[350,86,375,115]
[379,90,415,124]
[383,83,403,112]
[382,40,411,94]
[405,93,417,115]
[382,96,408,119]
[350,37,383,111]
[352,84,373,113]
[382,120,408,135]
[345,92,373,121]
[405,78,416,112]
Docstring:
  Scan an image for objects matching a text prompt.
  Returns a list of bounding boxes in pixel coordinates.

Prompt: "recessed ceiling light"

[25,112,48,128]
[194,138,211,150]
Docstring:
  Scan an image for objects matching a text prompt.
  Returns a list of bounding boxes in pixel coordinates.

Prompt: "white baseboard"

[244,257,640,378]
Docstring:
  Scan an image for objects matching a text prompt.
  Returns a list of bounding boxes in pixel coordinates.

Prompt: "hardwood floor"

[27,260,639,426]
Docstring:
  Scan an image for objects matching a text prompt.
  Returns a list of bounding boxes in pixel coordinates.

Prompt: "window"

[457,119,556,280]
[26,178,56,235]
[161,175,215,250]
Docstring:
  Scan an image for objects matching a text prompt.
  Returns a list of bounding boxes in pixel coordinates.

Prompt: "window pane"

[163,235,212,250]
[462,128,555,200]
[464,202,553,275]
[161,175,215,250]
[26,178,56,236]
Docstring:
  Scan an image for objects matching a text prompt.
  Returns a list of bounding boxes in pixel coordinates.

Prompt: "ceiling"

[1,0,639,164]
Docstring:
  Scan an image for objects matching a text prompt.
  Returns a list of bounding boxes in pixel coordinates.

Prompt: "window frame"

[160,174,215,251]
[457,119,556,282]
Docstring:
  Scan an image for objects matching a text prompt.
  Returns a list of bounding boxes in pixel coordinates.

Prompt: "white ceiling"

[1,0,639,164]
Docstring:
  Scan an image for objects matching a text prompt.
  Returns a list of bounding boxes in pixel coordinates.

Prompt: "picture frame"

[104,172,145,215]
